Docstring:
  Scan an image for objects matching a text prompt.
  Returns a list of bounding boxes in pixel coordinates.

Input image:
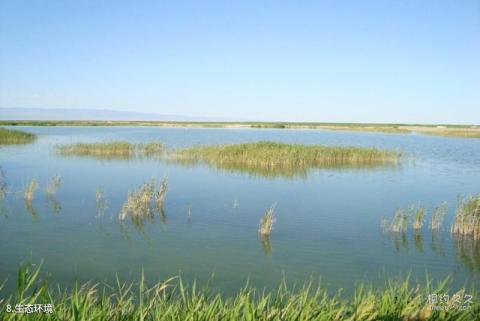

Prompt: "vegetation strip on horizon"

[1,121,479,138]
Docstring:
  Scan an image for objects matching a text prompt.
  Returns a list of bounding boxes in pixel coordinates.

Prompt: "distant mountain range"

[0,108,231,121]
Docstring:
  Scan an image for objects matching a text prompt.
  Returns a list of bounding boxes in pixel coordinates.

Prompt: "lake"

[0,126,479,295]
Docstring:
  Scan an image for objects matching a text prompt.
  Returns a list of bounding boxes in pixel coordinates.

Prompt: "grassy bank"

[0,263,478,321]
[0,127,36,145]
[2,121,479,138]
[56,141,163,160]
[170,142,400,176]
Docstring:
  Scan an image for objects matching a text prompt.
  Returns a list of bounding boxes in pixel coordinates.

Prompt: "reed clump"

[389,209,409,233]
[45,174,61,196]
[56,141,164,160]
[0,127,36,144]
[1,262,478,321]
[412,207,426,230]
[259,205,276,236]
[172,142,400,169]
[119,178,168,224]
[154,178,168,210]
[431,202,448,231]
[451,195,480,240]
[23,178,38,202]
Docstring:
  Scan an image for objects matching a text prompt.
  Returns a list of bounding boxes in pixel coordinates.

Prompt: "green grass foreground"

[0,263,478,320]
[56,141,163,160]
[171,142,400,171]
[0,127,36,145]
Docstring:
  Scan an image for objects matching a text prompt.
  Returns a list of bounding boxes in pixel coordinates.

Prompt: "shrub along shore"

[0,263,478,321]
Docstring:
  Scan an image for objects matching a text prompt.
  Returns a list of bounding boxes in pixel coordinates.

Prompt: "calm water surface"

[0,126,479,295]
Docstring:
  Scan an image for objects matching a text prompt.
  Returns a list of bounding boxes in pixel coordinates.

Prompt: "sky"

[0,0,479,123]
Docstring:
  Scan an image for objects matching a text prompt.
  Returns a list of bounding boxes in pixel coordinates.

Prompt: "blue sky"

[1,0,479,123]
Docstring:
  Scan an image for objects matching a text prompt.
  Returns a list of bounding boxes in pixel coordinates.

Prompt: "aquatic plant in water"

[389,209,409,233]
[431,202,448,231]
[23,178,38,202]
[0,127,36,144]
[56,141,164,160]
[45,174,61,196]
[412,207,426,230]
[451,195,480,240]
[154,178,168,210]
[119,178,168,225]
[170,141,400,178]
[259,204,276,236]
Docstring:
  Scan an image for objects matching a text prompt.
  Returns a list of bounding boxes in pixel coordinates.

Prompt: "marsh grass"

[385,206,429,233]
[56,141,164,160]
[119,178,168,226]
[413,207,426,230]
[416,129,480,138]
[154,178,168,210]
[0,167,6,200]
[23,178,38,203]
[259,205,276,236]
[171,142,400,177]
[389,209,409,233]
[96,188,107,218]
[431,202,448,231]
[0,127,36,145]
[45,174,61,196]
[451,195,480,240]
[0,262,478,321]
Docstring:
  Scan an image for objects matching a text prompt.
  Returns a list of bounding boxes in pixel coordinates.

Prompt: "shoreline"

[1,120,479,138]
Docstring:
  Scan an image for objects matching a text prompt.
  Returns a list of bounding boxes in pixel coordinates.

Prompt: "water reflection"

[413,231,424,253]
[453,237,480,273]
[166,157,398,179]
[0,202,7,219]
[430,233,446,257]
[385,228,480,276]
[260,235,272,256]
[159,207,167,224]
[47,195,62,215]
[24,199,38,219]
[392,232,409,253]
